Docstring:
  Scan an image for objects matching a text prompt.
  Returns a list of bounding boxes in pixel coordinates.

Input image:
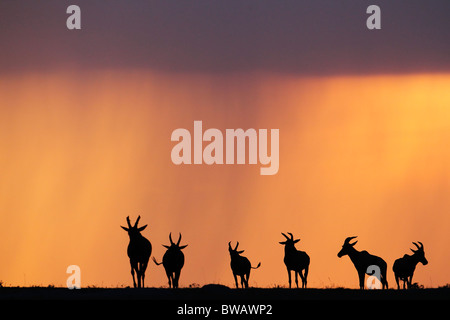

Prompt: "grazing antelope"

[121,216,152,288]
[279,232,310,288]
[337,236,388,289]
[152,233,188,288]
[393,241,428,289]
[228,242,261,288]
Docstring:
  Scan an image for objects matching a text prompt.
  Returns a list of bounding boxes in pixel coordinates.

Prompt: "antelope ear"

[294,239,300,243]
[279,241,287,245]
[138,225,147,232]
[121,226,129,231]
[179,245,188,249]
[162,245,170,249]
[237,250,245,254]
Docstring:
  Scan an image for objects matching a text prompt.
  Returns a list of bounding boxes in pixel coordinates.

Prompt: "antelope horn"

[177,233,182,246]
[126,216,132,228]
[169,232,174,245]
[235,242,239,250]
[344,236,358,244]
[287,232,294,240]
[281,233,290,240]
[412,242,421,250]
[418,241,424,249]
[134,215,141,227]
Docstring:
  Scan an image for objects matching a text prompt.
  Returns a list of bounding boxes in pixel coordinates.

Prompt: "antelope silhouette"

[337,236,388,289]
[393,241,428,289]
[279,232,310,288]
[228,242,261,288]
[152,233,188,288]
[121,216,152,288]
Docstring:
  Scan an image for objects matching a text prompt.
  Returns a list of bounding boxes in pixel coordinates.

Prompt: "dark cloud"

[1,0,449,75]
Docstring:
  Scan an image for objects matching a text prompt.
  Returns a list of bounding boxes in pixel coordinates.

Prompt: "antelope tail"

[152,257,163,266]
[251,262,261,269]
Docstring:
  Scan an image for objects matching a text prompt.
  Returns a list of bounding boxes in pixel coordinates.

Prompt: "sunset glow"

[1,71,449,288]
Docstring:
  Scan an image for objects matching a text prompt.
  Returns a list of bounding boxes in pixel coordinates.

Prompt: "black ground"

[0,285,449,300]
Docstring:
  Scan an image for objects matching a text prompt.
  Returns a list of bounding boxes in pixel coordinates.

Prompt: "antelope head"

[121,215,148,239]
[228,241,245,259]
[337,236,358,258]
[411,241,428,265]
[279,232,300,249]
[163,233,188,251]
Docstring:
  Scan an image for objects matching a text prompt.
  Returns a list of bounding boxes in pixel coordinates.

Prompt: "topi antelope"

[228,242,261,288]
[393,241,428,289]
[152,233,188,288]
[121,216,152,288]
[279,232,310,288]
[337,236,388,289]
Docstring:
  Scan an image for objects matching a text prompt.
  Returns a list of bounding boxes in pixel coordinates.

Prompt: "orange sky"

[0,71,449,288]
